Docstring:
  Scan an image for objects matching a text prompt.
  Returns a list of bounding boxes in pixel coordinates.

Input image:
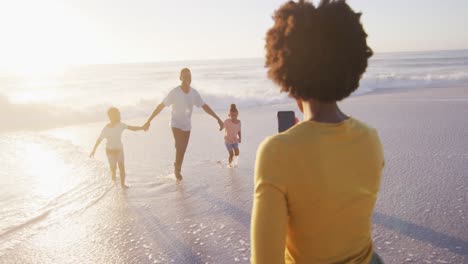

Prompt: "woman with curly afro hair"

[251,1,384,263]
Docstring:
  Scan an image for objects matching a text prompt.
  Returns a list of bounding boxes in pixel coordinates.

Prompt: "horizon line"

[66,48,468,68]
[1,48,466,70]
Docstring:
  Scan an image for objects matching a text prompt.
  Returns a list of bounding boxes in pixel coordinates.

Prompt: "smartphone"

[277,111,296,133]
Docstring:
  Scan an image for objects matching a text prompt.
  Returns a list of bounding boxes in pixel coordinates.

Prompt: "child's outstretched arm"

[90,138,103,158]
[144,103,166,131]
[238,130,242,143]
[127,125,144,131]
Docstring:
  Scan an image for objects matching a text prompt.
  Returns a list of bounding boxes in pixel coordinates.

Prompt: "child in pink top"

[224,104,242,167]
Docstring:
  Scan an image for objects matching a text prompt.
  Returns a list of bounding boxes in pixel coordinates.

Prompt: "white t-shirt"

[99,122,127,150]
[162,86,205,131]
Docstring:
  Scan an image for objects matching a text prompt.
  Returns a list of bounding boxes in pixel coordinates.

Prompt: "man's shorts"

[106,148,124,171]
[225,142,239,152]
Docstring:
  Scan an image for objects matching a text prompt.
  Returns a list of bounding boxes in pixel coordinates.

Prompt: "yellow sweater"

[251,118,384,264]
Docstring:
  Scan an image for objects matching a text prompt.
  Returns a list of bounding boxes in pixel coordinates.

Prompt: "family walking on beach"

[90,67,242,185]
[91,0,385,263]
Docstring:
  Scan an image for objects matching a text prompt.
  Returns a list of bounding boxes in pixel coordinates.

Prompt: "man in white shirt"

[143,68,224,181]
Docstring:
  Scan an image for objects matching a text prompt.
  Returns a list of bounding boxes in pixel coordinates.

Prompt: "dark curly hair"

[265,0,373,102]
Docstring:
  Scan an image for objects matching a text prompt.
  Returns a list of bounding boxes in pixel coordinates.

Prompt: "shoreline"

[1,84,468,135]
[1,85,467,263]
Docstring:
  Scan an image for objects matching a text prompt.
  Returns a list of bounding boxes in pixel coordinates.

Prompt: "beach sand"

[1,86,467,263]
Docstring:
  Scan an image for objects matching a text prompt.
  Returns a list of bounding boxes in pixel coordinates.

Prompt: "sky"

[0,0,467,70]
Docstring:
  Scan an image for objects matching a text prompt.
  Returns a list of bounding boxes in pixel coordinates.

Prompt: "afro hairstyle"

[265,0,373,102]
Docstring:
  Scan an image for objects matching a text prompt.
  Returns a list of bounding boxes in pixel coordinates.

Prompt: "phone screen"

[277,111,296,133]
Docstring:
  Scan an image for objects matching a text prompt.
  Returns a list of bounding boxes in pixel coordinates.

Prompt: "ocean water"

[1,49,468,132]
[1,50,468,261]
[0,131,113,252]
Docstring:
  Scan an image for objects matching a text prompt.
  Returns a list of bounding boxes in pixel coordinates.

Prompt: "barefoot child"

[224,104,242,167]
[90,107,144,188]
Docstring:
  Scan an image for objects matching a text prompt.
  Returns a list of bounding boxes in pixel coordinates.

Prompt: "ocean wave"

[2,50,468,132]
[2,68,468,132]
[360,71,468,91]
[0,91,290,132]
[0,210,51,239]
[0,95,99,132]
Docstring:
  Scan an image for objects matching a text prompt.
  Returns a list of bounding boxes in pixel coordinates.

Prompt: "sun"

[0,0,97,75]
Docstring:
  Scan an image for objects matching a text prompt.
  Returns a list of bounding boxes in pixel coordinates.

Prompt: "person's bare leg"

[233,147,240,166]
[172,128,190,181]
[118,160,127,188]
[234,147,239,157]
[176,131,190,179]
[172,128,183,180]
[111,169,117,183]
[107,151,117,183]
[228,150,234,166]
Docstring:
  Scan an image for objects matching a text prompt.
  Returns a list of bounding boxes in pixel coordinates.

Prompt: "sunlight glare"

[0,0,99,72]
[9,90,59,104]
[20,142,72,200]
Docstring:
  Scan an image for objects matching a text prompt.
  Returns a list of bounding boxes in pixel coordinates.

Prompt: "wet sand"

[1,86,467,263]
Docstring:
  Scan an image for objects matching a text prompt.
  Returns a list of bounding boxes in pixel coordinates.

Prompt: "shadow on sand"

[373,212,467,256]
